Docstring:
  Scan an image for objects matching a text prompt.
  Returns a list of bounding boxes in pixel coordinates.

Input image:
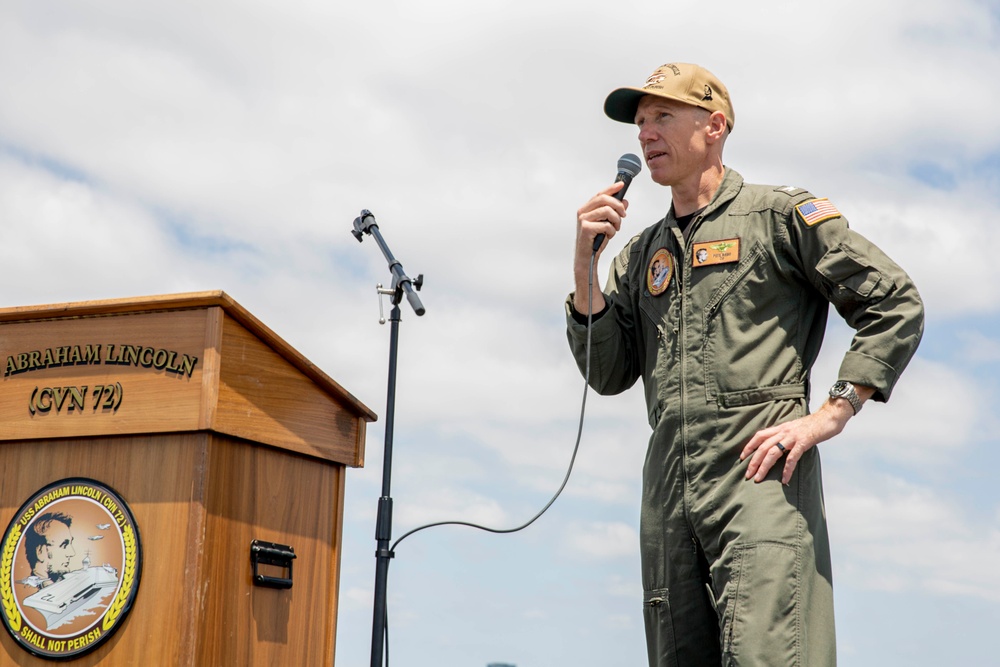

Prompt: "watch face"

[831,381,849,397]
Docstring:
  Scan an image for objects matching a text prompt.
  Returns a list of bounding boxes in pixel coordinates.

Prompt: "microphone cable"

[391,249,600,549]
[379,246,603,666]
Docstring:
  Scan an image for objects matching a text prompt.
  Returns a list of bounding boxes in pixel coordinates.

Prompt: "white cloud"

[565,521,640,561]
[841,357,987,468]
[956,329,1000,363]
[2,0,998,665]
[844,191,1000,318]
[829,475,1000,602]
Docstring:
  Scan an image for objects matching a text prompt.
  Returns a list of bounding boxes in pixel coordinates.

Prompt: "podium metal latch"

[250,540,296,589]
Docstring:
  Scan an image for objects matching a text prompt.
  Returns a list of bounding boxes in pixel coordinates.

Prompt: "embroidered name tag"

[692,238,740,267]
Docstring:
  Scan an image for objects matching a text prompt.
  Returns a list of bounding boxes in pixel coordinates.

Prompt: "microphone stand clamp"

[377,274,423,325]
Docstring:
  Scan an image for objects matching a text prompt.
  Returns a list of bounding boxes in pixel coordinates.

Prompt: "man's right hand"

[573,181,628,315]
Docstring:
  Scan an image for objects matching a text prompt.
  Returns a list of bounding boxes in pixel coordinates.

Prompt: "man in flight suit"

[565,63,924,666]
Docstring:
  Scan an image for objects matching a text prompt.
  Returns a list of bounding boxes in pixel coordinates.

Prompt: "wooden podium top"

[0,291,375,467]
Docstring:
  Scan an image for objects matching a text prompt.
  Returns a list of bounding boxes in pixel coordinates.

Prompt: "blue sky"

[1,0,998,665]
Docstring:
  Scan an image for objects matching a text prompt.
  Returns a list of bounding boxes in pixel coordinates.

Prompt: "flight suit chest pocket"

[638,291,672,339]
[701,241,801,401]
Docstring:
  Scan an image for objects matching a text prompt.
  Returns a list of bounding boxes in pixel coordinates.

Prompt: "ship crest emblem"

[1,478,142,660]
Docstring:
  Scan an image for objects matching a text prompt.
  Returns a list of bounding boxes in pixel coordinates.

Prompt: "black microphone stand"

[352,209,424,667]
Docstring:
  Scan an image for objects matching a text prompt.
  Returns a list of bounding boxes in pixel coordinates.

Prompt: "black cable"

[390,249,600,550]
[381,248,601,667]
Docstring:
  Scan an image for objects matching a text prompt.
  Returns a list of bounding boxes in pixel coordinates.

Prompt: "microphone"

[593,153,642,252]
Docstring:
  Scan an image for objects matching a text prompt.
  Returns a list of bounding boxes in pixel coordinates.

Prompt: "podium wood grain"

[0,293,373,666]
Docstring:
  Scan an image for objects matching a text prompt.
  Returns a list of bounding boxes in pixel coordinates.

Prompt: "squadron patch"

[647,248,674,296]
[796,198,841,226]
[692,238,740,267]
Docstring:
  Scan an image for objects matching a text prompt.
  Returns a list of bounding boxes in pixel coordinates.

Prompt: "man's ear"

[706,110,728,143]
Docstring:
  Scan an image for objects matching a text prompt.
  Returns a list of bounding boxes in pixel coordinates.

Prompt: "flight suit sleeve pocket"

[814,243,893,302]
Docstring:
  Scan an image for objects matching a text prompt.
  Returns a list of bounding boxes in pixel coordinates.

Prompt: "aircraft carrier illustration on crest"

[20,552,120,630]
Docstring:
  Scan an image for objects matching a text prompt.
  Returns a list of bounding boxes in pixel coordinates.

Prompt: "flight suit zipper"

[675,220,700,544]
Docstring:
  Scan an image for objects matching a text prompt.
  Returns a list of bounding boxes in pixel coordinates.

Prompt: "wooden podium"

[0,292,375,665]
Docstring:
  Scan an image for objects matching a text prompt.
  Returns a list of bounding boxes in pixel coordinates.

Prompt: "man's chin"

[649,170,677,187]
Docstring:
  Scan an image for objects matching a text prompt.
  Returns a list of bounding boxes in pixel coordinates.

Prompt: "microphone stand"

[352,210,425,667]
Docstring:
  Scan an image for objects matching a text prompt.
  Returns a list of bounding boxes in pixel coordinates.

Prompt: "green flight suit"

[565,168,924,666]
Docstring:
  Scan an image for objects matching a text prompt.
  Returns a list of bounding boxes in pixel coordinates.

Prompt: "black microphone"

[592,153,643,252]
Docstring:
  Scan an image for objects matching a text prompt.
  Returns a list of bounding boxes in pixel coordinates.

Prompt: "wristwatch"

[829,381,862,415]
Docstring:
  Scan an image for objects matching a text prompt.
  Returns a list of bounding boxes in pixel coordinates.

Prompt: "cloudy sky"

[2,0,998,664]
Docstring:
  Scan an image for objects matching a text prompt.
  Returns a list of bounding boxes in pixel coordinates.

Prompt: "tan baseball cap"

[604,63,735,131]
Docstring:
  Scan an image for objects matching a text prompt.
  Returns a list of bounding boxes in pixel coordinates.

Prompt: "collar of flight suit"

[662,167,744,241]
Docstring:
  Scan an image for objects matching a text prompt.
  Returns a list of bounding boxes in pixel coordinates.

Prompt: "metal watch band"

[830,381,862,415]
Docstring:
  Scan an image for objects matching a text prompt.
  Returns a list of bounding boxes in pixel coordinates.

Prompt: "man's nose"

[637,124,657,144]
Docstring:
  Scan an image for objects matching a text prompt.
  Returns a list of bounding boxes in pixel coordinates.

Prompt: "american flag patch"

[795,198,841,226]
